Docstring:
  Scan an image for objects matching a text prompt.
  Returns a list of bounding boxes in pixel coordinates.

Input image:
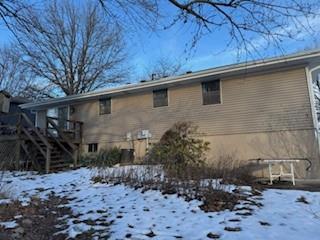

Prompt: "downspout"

[305,66,320,177]
[305,67,319,133]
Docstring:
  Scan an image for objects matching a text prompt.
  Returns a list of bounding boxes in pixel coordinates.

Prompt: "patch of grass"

[296,195,309,204]
[207,232,220,239]
[224,226,242,232]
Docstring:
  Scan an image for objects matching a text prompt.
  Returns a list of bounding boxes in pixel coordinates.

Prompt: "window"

[153,89,168,107]
[99,98,111,115]
[58,107,68,129]
[88,143,98,153]
[202,80,221,105]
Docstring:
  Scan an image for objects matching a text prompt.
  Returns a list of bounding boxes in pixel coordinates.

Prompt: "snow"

[0,199,11,204]
[0,220,18,229]
[1,167,320,239]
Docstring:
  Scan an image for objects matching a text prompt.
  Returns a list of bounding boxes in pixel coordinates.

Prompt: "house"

[0,92,39,170]
[20,50,320,178]
[0,91,35,126]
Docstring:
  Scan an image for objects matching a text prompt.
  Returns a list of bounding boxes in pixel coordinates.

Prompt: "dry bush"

[0,180,15,202]
[81,146,122,168]
[91,123,254,212]
[146,122,254,184]
[0,184,13,200]
[207,154,255,184]
[91,164,244,212]
[0,159,10,199]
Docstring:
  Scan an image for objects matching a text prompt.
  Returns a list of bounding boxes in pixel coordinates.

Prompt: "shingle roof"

[21,49,320,110]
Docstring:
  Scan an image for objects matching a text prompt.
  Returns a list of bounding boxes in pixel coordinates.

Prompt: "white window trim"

[306,66,320,130]
[152,88,169,108]
[201,79,222,105]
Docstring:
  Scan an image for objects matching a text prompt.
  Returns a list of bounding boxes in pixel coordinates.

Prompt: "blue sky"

[1,1,319,83]
[123,2,320,81]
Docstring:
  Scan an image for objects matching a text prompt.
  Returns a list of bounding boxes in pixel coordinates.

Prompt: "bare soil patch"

[0,193,111,240]
[0,194,70,240]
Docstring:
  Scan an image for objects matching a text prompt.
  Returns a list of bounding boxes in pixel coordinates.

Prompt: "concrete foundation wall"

[81,129,319,179]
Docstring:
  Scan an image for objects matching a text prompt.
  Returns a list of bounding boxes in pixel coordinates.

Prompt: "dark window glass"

[202,80,220,105]
[99,98,111,115]
[58,107,68,129]
[88,143,98,153]
[153,89,168,107]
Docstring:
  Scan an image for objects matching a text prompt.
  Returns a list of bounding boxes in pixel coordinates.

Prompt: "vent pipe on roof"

[151,73,157,80]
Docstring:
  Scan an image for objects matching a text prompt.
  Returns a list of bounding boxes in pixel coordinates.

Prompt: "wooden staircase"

[31,138,74,172]
[0,112,82,173]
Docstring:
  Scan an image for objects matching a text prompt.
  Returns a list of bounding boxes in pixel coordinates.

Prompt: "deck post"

[15,114,22,170]
[268,163,273,185]
[15,139,21,170]
[46,148,51,174]
[73,148,79,168]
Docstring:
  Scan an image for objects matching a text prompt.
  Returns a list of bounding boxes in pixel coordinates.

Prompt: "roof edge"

[21,49,320,109]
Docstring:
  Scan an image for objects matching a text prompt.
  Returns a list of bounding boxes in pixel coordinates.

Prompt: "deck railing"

[0,113,83,172]
[46,116,83,144]
[0,112,52,172]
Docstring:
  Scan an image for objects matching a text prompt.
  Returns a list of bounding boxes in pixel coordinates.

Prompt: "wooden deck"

[0,113,83,173]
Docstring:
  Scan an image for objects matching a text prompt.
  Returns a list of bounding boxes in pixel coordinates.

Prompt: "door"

[58,106,69,130]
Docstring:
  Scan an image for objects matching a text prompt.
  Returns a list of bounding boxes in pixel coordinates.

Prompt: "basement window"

[88,143,98,153]
[153,89,168,107]
[99,98,111,115]
[202,80,221,105]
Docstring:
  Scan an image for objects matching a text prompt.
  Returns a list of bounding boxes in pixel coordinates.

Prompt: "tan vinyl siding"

[72,67,313,144]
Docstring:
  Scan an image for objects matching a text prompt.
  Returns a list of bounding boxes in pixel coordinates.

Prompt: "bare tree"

[97,0,319,57]
[142,57,184,81]
[0,45,30,96]
[11,0,128,96]
[2,1,319,58]
[0,1,28,26]
[0,44,54,99]
[166,0,318,56]
[98,0,159,30]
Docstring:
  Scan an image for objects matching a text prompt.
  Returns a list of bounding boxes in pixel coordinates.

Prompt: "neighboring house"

[21,50,320,178]
[0,91,80,172]
[0,91,35,126]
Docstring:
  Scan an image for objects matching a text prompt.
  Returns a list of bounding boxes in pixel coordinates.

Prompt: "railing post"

[46,148,51,174]
[80,122,83,143]
[16,114,22,170]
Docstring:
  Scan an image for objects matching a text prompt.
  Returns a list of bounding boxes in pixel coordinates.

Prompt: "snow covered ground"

[1,167,320,239]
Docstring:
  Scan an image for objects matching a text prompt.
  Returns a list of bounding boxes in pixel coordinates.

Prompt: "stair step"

[50,163,72,170]
[50,158,72,163]
[51,159,72,164]
[51,153,62,156]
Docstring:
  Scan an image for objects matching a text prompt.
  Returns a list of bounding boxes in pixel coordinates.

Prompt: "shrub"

[206,154,255,184]
[146,122,210,176]
[81,146,122,168]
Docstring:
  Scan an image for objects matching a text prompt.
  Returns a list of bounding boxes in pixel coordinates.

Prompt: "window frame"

[88,143,98,153]
[153,88,168,108]
[201,80,221,105]
[99,98,111,115]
